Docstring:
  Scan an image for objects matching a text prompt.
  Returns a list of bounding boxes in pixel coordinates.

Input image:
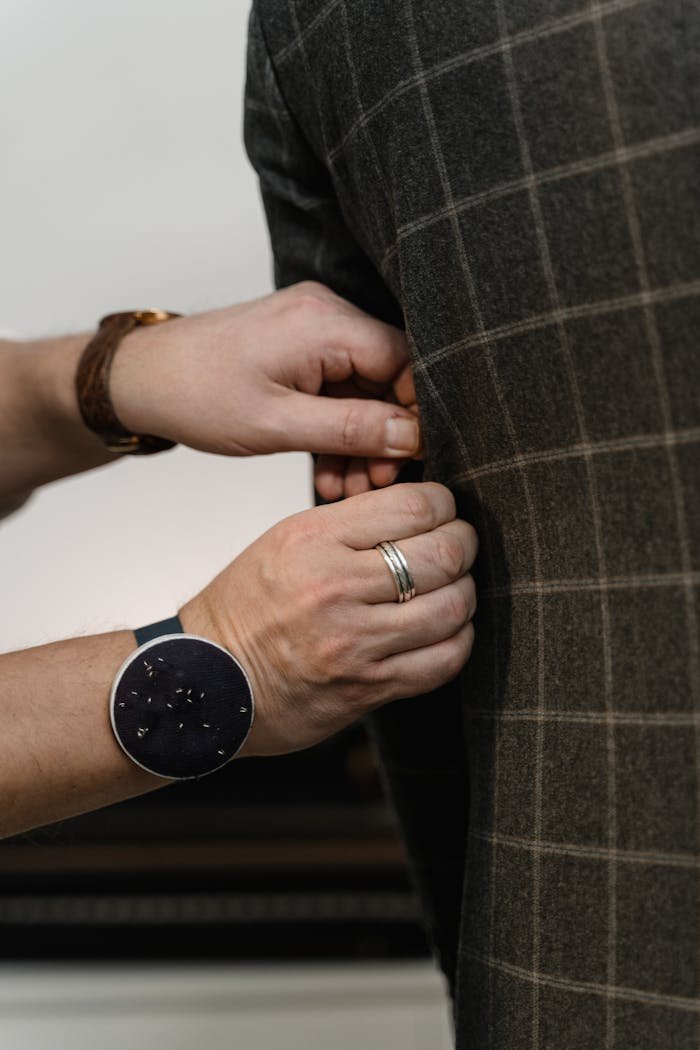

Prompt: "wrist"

[179,592,227,650]
[107,322,163,437]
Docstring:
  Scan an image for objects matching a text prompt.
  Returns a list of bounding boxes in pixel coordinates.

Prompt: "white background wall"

[0,0,312,653]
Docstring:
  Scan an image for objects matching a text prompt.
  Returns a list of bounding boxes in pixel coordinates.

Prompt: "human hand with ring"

[181,482,478,758]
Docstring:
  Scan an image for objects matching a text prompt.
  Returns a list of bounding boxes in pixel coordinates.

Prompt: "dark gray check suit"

[244,1,700,1046]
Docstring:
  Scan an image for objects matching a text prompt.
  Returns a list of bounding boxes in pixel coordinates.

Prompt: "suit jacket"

[244,2,700,1046]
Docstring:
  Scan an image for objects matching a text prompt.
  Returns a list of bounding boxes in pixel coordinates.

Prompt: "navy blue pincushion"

[111,636,254,779]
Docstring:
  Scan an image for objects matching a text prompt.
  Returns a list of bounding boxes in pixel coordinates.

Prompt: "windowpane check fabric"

[244,2,700,1046]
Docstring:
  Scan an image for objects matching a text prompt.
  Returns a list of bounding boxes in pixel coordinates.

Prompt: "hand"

[181,483,478,758]
[109,282,421,496]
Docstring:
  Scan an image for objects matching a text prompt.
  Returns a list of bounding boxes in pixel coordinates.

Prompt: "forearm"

[0,334,114,505]
[0,628,165,839]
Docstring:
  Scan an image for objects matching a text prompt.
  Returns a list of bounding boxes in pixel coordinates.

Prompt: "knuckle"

[295,279,328,298]
[440,588,468,625]
[339,404,364,451]
[426,481,456,519]
[433,534,464,579]
[446,588,469,627]
[289,282,334,315]
[400,487,433,533]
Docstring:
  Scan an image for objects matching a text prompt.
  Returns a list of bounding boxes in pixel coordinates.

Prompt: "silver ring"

[375,540,416,603]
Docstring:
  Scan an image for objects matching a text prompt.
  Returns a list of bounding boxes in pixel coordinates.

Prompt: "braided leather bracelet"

[75,309,181,455]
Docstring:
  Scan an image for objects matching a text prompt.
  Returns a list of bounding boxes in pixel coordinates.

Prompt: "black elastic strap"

[134,615,184,647]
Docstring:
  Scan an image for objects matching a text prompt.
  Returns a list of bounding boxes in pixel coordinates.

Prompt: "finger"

[365,576,476,659]
[353,519,478,602]
[368,458,403,489]
[323,482,456,549]
[324,313,409,386]
[392,364,417,409]
[275,392,421,459]
[314,455,345,502]
[343,458,373,497]
[371,623,475,705]
[316,456,404,501]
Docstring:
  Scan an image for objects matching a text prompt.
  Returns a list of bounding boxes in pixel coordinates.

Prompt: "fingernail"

[385,417,419,455]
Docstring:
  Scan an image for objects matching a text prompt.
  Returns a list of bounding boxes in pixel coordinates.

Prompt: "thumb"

[277,392,421,458]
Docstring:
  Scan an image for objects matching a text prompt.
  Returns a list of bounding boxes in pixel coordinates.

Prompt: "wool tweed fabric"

[244,2,700,1046]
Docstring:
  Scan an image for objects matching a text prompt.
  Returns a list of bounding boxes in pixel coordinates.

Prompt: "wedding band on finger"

[375,540,416,603]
